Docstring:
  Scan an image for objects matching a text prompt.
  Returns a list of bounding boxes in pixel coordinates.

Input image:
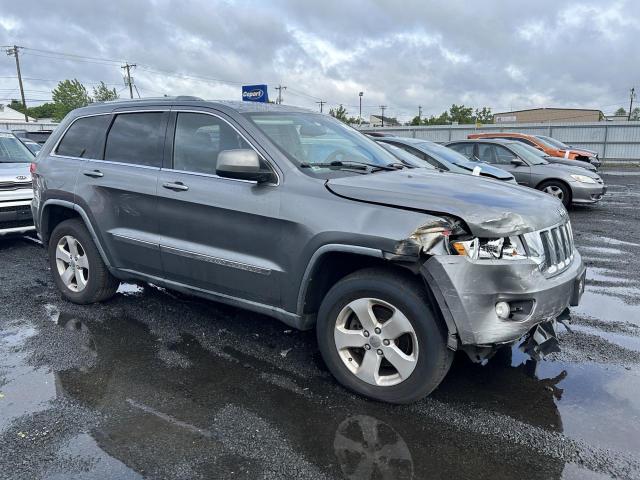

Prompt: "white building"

[0,104,36,123]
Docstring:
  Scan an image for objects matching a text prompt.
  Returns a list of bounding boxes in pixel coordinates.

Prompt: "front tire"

[538,180,571,208]
[316,268,453,404]
[49,218,119,304]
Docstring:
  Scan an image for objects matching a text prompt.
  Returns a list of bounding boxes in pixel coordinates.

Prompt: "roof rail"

[174,96,203,101]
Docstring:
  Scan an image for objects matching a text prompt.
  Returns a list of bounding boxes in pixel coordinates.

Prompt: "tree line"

[614,107,640,120]
[329,103,494,126]
[10,79,119,122]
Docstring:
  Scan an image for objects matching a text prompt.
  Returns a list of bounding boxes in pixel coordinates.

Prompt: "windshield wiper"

[300,160,398,172]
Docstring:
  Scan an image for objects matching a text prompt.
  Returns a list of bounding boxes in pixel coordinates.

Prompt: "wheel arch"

[41,200,112,268]
[535,178,572,202]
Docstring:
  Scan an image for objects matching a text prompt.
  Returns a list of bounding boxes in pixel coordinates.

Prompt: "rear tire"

[49,218,119,304]
[316,268,454,404]
[538,180,571,208]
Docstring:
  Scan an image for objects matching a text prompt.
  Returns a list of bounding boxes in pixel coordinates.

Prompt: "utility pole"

[6,45,28,122]
[359,91,363,124]
[275,85,287,104]
[418,105,422,123]
[379,105,387,127]
[316,100,326,113]
[629,87,636,121]
[121,63,136,99]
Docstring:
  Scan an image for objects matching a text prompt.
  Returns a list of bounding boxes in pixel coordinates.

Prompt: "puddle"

[569,324,640,352]
[8,311,631,478]
[45,433,144,480]
[573,290,640,327]
[0,324,56,433]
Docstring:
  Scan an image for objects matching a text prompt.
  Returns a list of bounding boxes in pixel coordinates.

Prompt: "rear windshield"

[0,132,34,163]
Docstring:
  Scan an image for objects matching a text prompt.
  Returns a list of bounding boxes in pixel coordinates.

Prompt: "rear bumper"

[1,192,34,236]
[422,251,586,346]
[571,183,607,204]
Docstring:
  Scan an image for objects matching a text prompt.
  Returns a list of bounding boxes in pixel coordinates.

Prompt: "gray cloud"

[0,0,638,121]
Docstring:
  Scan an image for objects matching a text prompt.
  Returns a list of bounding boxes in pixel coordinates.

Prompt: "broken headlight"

[451,236,527,261]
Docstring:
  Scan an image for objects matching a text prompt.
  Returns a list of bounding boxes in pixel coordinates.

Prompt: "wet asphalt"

[1,172,640,480]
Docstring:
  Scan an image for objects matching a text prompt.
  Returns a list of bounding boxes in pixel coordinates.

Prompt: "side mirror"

[511,158,525,166]
[216,149,274,183]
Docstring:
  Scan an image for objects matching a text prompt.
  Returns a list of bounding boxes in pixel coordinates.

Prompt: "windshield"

[508,142,548,165]
[535,135,568,149]
[418,142,472,166]
[243,112,398,177]
[0,132,34,163]
[376,142,433,169]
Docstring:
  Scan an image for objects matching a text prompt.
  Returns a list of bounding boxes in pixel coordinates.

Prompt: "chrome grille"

[0,181,32,191]
[538,221,574,275]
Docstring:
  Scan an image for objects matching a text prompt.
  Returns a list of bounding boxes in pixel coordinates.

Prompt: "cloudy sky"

[0,0,638,121]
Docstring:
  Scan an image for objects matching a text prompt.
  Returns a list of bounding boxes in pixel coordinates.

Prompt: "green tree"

[409,115,423,126]
[425,111,451,125]
[52,79,92,121]
[614,107,627,116]
[629,107,640,121]
[28,102,57,119]
[474,107,493,124]
[448,104,474,124]
[92,81,119,102]
[329,104,349,123]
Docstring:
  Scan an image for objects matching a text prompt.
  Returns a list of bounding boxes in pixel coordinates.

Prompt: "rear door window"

[56,115,111,159]
[104,112,165,167]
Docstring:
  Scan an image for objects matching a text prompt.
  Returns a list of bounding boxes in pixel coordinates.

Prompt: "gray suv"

[32,98,586,403]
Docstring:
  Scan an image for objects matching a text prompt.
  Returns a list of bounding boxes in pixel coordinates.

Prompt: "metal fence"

[1,121,58,132]
[362,121,640,164]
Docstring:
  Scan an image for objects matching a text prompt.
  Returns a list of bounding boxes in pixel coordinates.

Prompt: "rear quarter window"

[56,115,112,159]
[104,112,165,167]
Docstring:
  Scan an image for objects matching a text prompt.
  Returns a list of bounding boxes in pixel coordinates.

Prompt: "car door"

[477,143,531,185]
[156,110,282,305]
[74,110,166,276]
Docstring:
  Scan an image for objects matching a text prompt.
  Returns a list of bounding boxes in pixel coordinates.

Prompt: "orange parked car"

[467,132,601,168]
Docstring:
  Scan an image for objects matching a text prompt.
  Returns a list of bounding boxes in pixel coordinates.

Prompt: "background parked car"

[20,138,42,154]
[447,138,605,207]
[373,136,516,182]
[467,132,601,168]
[0,130,35,236]
[516,142,598,172]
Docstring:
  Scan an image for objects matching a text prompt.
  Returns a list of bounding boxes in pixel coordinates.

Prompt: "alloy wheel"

[334,298,419,387]
[55,235,89,292]
[543,185,565,200]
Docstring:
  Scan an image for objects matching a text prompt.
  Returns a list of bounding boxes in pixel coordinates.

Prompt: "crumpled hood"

[0,162,31,183]
[326,169,568,237]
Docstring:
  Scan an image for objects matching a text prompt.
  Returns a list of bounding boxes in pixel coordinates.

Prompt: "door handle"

[162,181,189,192]
[82,169,104,178]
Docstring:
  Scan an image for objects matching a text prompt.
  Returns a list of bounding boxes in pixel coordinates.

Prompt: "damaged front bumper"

[422,250,586,347]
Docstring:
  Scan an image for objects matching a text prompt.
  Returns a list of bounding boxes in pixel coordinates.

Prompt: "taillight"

[30,162,37,175]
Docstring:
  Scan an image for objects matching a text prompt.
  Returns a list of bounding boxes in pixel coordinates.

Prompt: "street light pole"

[359,91,363,125]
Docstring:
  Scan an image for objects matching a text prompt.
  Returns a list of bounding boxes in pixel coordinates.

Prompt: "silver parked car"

[447,139,606,207]
[0,130,35,236]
